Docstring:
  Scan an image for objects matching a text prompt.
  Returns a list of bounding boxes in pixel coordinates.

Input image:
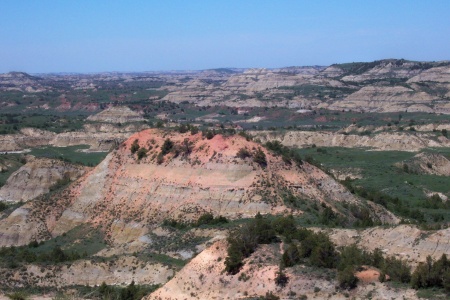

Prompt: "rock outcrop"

[86,106,145,123]
[253,130,450,151]
[148,239,421,300]
[396,152,450,176]
[327,225,450,267]
[0,156,87,203]
[0,129,395,247]
[0,126,142,152]
[2,60,450,114]
[159,59,450,113]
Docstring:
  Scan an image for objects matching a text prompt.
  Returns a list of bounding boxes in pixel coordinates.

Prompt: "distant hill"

[1,59,449,114]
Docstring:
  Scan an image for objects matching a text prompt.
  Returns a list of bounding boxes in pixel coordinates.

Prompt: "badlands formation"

[86,106,145,123]
[0,129,449,299]
[1,59,450,115]
[0,156,87,203]
[253,129,450,152]
[0,60,450,299]
[159,60,450,114]
[0,129,395,247]
[0,111,149,153]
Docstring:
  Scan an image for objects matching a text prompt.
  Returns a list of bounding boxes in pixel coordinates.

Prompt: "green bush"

[204,130,215,140]
[411,254,450,290]
[137,147,148,160]
[156,153,164,164]
[196,213,228,226]
[181,138,194,156]
[6,292,28,300]
[383,256,411,283]
[272,214,297,241]
[236,148,252,159]
[337,266,358,289]
[224,213,277,274]
[0,201,8,212]
[224,225,258,274]
[130,139,140,154]
[275,266,289,287]
[161,138,174,155]
[258,292,280,300]
[190,126,199,135]
[253,148,267,168]
[265,140,302,166]
[300,232,337,268]
[282,244,301,267]
[97,281,157,300]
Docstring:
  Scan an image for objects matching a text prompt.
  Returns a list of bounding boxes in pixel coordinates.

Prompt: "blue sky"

[1,0,449,73]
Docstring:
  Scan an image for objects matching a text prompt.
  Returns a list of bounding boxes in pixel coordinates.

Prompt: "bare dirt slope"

[0,156,87,203]
[326,225,450,267]
[396,152,450,176]
[86,106,145,123]
[148,240,420,300]
[0,129,395,247]
[254,130,450,151]
[0,125,144,152]
[159,60,450,114]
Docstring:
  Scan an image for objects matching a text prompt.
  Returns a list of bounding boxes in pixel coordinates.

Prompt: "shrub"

[224,225,258,274]
[253,148,267,168]
[258,292,280,300]
[236,148,252,159]
[411,254,450,289]
[0,201,8,212]
[253,212,278,244]
[300,232,337,268]
[265,141,302,165]
[282,244,301,267]
[383,256,411,283]
[161,138,174,155]
[224,213,276,274]
[178,124,189,133]
[337,266,358,289]
[180,138,194,156]
[204,130,215,140]
[155,152,164,164]
[190,126,199,135]
[6,292,28,300]
[137,147,148,160]
[337,244,369,271]
[130,139,140,154]
[275,266,289,287]
[272,214,297,241]
[196,213,228,226]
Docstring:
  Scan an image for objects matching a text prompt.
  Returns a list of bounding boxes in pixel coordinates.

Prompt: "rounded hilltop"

[0,127,397,248]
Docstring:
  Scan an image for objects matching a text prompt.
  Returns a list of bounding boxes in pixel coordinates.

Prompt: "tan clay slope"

[327,86,437,113]
[327,225,450,267]
[0,255,172,288]
[149,224,450,300]
[86,106,145,123]
[148,240,419,300]
[0,126,141,152]
[0,129,396,247]
[0,156,87,203]
[395,152,450,176]
[254,130,450,151]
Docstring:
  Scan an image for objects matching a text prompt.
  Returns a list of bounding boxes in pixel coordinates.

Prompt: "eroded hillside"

[0,129,396,249]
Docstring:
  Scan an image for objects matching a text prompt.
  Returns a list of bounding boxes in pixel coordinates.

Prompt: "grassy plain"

[295,147,450,223]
